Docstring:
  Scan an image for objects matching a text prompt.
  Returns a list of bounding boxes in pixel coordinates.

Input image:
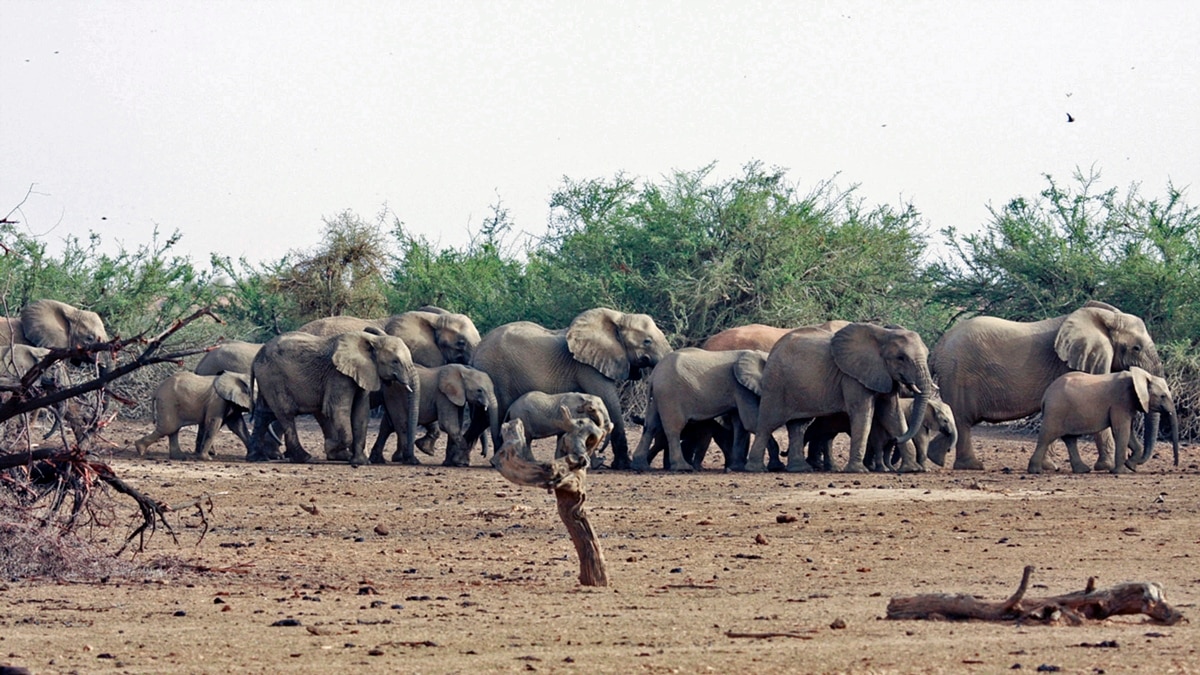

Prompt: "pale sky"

[3,1,1198,268]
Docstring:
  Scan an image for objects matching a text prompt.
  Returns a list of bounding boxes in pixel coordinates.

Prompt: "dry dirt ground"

[3,419,1199,674]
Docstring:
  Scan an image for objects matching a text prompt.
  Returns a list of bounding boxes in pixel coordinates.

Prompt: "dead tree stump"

[887,566,1183,625]
[493,417,609,586]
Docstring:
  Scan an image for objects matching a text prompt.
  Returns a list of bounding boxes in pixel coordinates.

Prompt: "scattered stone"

[776,514,798,524]
[271,618,302,627]
[830,618,847,629]
[374,524,389,536]
[358,586,379,595]
[173,610,187,617]
[755,533,770,545]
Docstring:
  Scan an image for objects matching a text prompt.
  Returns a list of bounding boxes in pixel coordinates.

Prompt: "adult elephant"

[246,329,420,465]
[194,340,263,375]
[631,348,768,472]
[0,299,108,365]
[298,309,480,366]
[468,307,672,470]
[744,322,932,473]
[930,301,1162,470]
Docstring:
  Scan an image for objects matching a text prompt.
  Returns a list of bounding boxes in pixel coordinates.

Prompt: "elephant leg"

[167,431,186,461]
[247,406,284,462]
[196,414,225,460]
[1111,417,1133,474]
[225,410,252,449]
[1063,436,1091,473]
[804,434,828,472]
[370,407,396,464]
[951,418,984,470]
[277,414,311,464]
[785,420,814,472]
[745,403,791,472]
[1027,431,1055,474]
[631,425,658,472]
[347,393,371,467]
[134,429,164,456]
[707,421,734,470]
[665,428,694,472]
[1092,428,1116,471]
[415,425,440,457]
[843,404,874,474]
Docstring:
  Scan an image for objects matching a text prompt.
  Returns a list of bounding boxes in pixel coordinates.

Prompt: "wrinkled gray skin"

[631,348,768,472]
[931,301,1163,471]
[468,308,672,470]
[1,299,109,367]
[370,364,498,467]
[803,397,958,472]
[247,330,420,466]
[194,341,263,375]
[745,322,933,473]
[135,371,253,460]
[1028,367,1180,474]
[0,344,55,382]
[298,310,481,367]
[503,391,614,461]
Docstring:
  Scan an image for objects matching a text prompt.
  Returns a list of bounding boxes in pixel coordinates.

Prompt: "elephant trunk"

[894,367,932,447]
[482,390,499,456]
[1166,406,1180,466]
[405,367,420,462]
[1139,411,1160,465]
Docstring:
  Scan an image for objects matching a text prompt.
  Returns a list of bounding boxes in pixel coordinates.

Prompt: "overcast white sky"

[3,1,1198,268]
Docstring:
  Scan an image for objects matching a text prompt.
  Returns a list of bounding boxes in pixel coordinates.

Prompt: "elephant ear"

[332,333,382,391]
[19,300,72,349]
[1055,307,1115,373]
[733,350,769,396]
[566,308,629,381]
[438,366,468,407]
[830,323,894,394]
[1127,367,1151,413]
[214,372,253,409]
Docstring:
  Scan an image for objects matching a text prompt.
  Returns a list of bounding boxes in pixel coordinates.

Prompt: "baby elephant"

[371,364,499,467]
[503,391,613,461]
[1028,366,1180,474]
[135,371,253,460]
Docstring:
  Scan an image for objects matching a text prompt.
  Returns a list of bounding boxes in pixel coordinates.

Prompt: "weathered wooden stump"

[493,415,609,586]
[887,565,1183,625]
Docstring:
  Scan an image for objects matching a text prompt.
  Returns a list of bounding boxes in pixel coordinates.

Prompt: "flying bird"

[1066,113,1075,123]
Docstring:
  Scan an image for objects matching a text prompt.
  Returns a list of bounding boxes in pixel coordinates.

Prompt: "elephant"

[0,344,54,382]
[931,301,1163,471]
[803,397,957,472]
[246,329,420,465]
[744,322,933,473]
[631,348,769,472]
[701,321,848,352]
[1028,367,1180,474]
[467,307,672,469]
[0,299,109,366]
[369,363,499,466]
[194,340,263,375]
[503,391,614,461]
[298,309,481,367]
[134,371,253,460]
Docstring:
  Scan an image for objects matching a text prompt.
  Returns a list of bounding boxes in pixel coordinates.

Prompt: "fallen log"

[887,565,1183,625]
[492,416,609,587]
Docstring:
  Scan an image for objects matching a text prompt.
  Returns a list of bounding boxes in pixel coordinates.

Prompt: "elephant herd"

[2,299,1181,475]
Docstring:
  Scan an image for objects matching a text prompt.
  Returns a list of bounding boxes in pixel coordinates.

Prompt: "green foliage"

[934,168,1200,343]
[538,162,942,342]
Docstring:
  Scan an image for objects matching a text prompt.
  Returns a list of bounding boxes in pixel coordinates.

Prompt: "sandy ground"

[2,419,1198,674]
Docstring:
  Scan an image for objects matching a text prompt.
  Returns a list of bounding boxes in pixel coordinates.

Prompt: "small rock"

[271,618,302,627]
[754,533,770,545]
[776,514,798,523]
[830,618,847,629]
[173,610,187,617]
[1036,666,1060,673]
[358,586,379,595]
[374,524,389,536]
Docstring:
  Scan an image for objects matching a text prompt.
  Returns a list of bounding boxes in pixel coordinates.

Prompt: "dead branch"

[724,630,816,640]
[887,565,1184,625]
[493,419,609,587]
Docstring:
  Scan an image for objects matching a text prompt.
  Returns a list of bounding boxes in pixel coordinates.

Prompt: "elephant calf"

[1028,366,1179,474]
[503,391,614,461]
[135,371,253,460]
[370,364,499,467]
